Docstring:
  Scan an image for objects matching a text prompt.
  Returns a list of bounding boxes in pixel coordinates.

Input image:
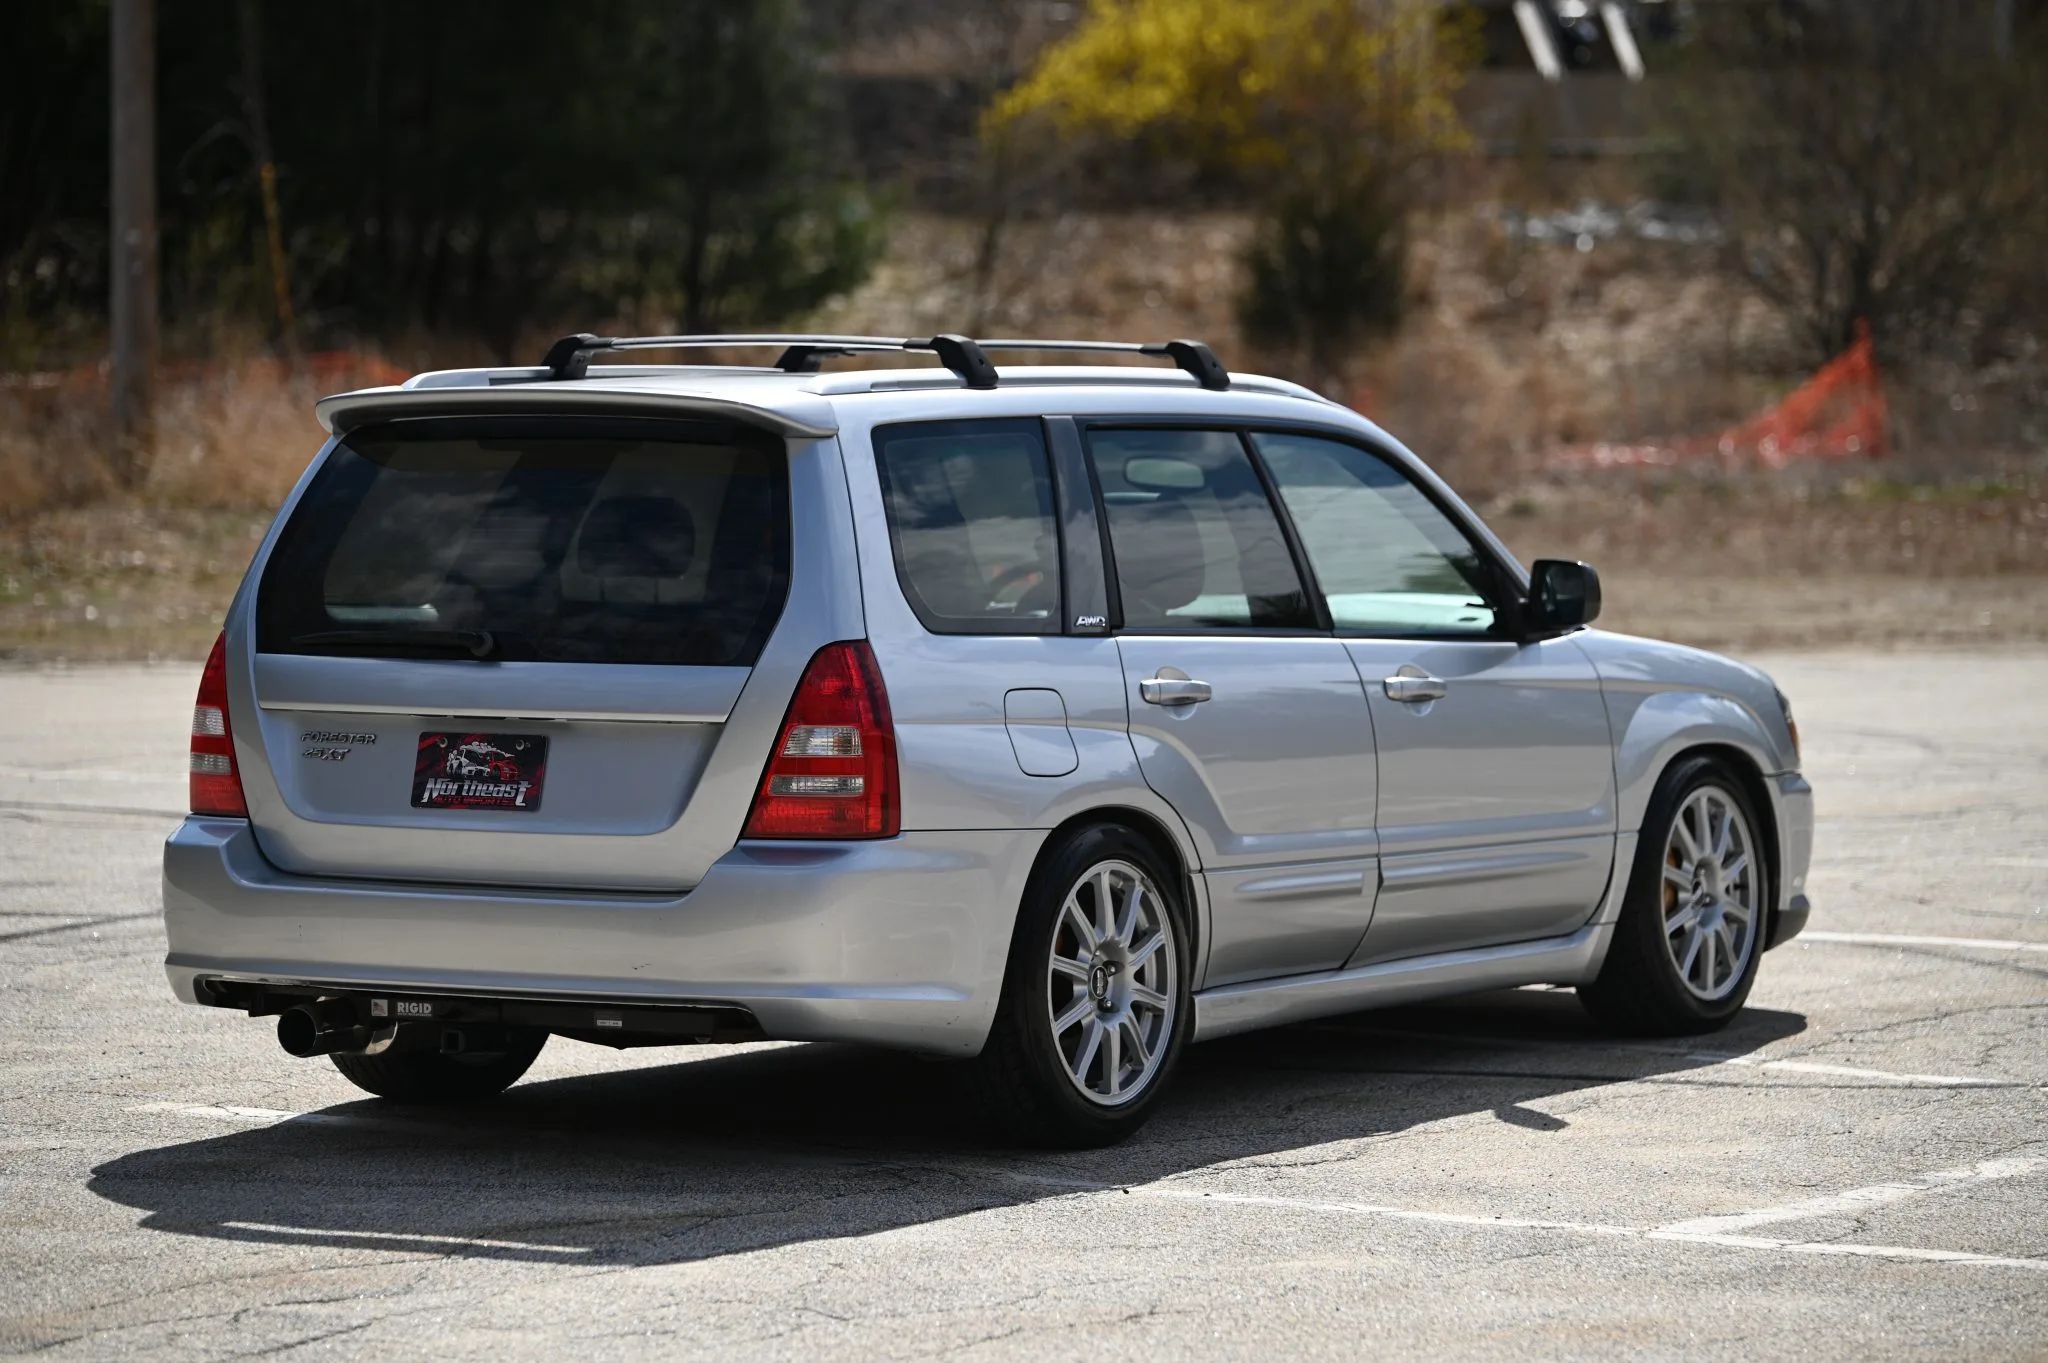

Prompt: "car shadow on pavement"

[89,988,1806,1267]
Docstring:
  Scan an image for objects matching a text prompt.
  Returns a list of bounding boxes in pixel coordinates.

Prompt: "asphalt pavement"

[1,651,2044,1360]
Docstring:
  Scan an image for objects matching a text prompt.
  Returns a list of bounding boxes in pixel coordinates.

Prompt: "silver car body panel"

[165,817,1040,1055]
[166,364,1814,1056]
[1569,629,1812,917]
[1110,634,1380,986]
[1194,834,1636,1041]
[1339,635,1617,966]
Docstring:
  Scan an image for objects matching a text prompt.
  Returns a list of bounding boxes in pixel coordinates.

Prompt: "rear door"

[1085,427,1380,987]
[1251,430,1617,963]
[234,414,854,892]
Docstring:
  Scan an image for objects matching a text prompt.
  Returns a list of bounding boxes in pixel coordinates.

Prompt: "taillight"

[743,641,898,839]
[190,632,249,817]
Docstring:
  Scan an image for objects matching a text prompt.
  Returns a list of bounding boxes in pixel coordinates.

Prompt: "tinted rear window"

[258,417,789,666]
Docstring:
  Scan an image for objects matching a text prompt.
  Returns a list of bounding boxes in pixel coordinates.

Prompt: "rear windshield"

[257,416,790,666]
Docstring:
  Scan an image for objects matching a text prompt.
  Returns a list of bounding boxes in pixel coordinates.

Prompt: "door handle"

[1383,671,1447,704]
[1140,676,1213,706]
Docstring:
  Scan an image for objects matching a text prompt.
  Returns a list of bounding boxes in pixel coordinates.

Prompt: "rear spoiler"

[314,383,838,440]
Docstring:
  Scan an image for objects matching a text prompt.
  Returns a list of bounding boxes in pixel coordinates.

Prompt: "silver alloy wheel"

[1046,858,1178,1107]
[1660,785,1760,1001]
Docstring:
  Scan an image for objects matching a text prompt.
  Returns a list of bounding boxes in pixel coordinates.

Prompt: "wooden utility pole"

[110,0,158,484]
[238,0,297,353]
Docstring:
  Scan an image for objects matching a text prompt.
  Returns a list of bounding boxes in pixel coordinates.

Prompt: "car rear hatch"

[236,411,839,892]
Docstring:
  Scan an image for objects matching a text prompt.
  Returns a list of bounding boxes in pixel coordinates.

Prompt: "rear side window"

[1086,428,1314,631]
[872,418,1062,635]
[257,416,790,666]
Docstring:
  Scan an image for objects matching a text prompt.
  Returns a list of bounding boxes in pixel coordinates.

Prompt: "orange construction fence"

[1555,322,1888,470]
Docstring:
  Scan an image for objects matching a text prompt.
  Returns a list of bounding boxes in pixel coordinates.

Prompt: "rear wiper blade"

[290,628,499,660]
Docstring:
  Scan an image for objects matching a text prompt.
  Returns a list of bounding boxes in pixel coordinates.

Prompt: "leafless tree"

[1669,0,2046,364]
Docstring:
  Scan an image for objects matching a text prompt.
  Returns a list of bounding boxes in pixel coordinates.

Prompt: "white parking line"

[1686,1055,2037,1089]
[1801,930,2048,955]
[0,765,182,785]
[987,1172,2048,1273]
[974,1173,2048,1274]
[129,1102,368,1126]
[129,1102,2048,1274]
[1331,1023,2038,1089]
[1658,1155,2048,1236]
[217,1221,592,1256]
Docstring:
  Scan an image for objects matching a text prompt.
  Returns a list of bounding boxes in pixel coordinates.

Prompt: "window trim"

[870,416,1068,638]
[1078,422,1326,638]
[1074,416,1532,644]
[1044,417,1114,636]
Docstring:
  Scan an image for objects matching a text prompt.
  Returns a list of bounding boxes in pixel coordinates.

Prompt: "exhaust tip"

[276,1006,323,1057]
[276,1001,368,1058]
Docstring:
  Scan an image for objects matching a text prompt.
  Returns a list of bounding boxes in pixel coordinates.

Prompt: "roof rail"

[537,332,1231,391]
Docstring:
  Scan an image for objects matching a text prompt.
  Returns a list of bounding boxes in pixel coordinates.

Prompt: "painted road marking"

[970,1171,2048,1275]
[1658,1155,2048,1236]
[1685,1055,2037,1089]
[131,1102,2048,1273]
[217,1222,592,1256]
[0,765,183,785]
[129,1102,369,1126]
[1801,930,2048,955]
[1324,1024,2038,1089]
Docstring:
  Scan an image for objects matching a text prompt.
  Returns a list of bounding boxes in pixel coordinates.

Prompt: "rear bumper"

[1766,771,1815,951]
[162,818,1043,1056]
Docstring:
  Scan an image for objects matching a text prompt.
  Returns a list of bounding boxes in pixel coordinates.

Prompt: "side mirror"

[1527,559,1601,632]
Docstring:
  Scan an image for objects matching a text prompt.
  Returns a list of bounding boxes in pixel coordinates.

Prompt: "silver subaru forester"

[164,333,1814,1146]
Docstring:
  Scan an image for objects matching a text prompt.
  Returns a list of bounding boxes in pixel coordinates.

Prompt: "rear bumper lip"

[162,817,1040,1056]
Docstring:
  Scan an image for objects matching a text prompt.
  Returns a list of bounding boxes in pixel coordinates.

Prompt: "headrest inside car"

[1114,495,1206,618]
[578,495,696,579]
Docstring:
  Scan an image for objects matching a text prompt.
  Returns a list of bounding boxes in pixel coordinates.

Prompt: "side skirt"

[1190,922,1616,1041]
[1190,831,1635,1042]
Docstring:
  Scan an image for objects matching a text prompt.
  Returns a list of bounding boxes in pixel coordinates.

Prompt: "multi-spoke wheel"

[1046,859,1178,1107]
[1580,756,1770,1036]
[968,824,1192,1146]
[1658,785,1759,1001]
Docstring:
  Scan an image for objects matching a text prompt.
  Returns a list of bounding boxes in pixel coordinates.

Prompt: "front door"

[1252,430,1617,964]
[1086,427,1380,987]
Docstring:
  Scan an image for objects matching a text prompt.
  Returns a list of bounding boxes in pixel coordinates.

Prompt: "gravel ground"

[1,650,2044,1360]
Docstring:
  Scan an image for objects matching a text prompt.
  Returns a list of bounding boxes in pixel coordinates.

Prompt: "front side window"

[873,419,1062,634]
[1087,428,1314,631]
[1252,431,1501,636]
[256,416,790,665]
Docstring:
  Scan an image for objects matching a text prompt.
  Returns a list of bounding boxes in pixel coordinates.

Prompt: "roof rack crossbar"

[964,337,1230,391]
[537,332,1231,390]
[543,334,907,380]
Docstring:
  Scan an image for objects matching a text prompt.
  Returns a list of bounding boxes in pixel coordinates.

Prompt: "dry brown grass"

[3,208,2042,661]
[0,363,338,520]
[1489,474,2048,651]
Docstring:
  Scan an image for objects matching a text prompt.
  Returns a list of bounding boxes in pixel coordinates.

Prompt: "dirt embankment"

[4,207,2042,662]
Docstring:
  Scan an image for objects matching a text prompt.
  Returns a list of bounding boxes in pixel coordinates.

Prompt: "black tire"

[1580,755,1771,1036]
[330,1029,547,1103]
[966,823,1194,1148]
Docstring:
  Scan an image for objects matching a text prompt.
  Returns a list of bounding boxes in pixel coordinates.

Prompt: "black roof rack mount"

[536,332,1232,391]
